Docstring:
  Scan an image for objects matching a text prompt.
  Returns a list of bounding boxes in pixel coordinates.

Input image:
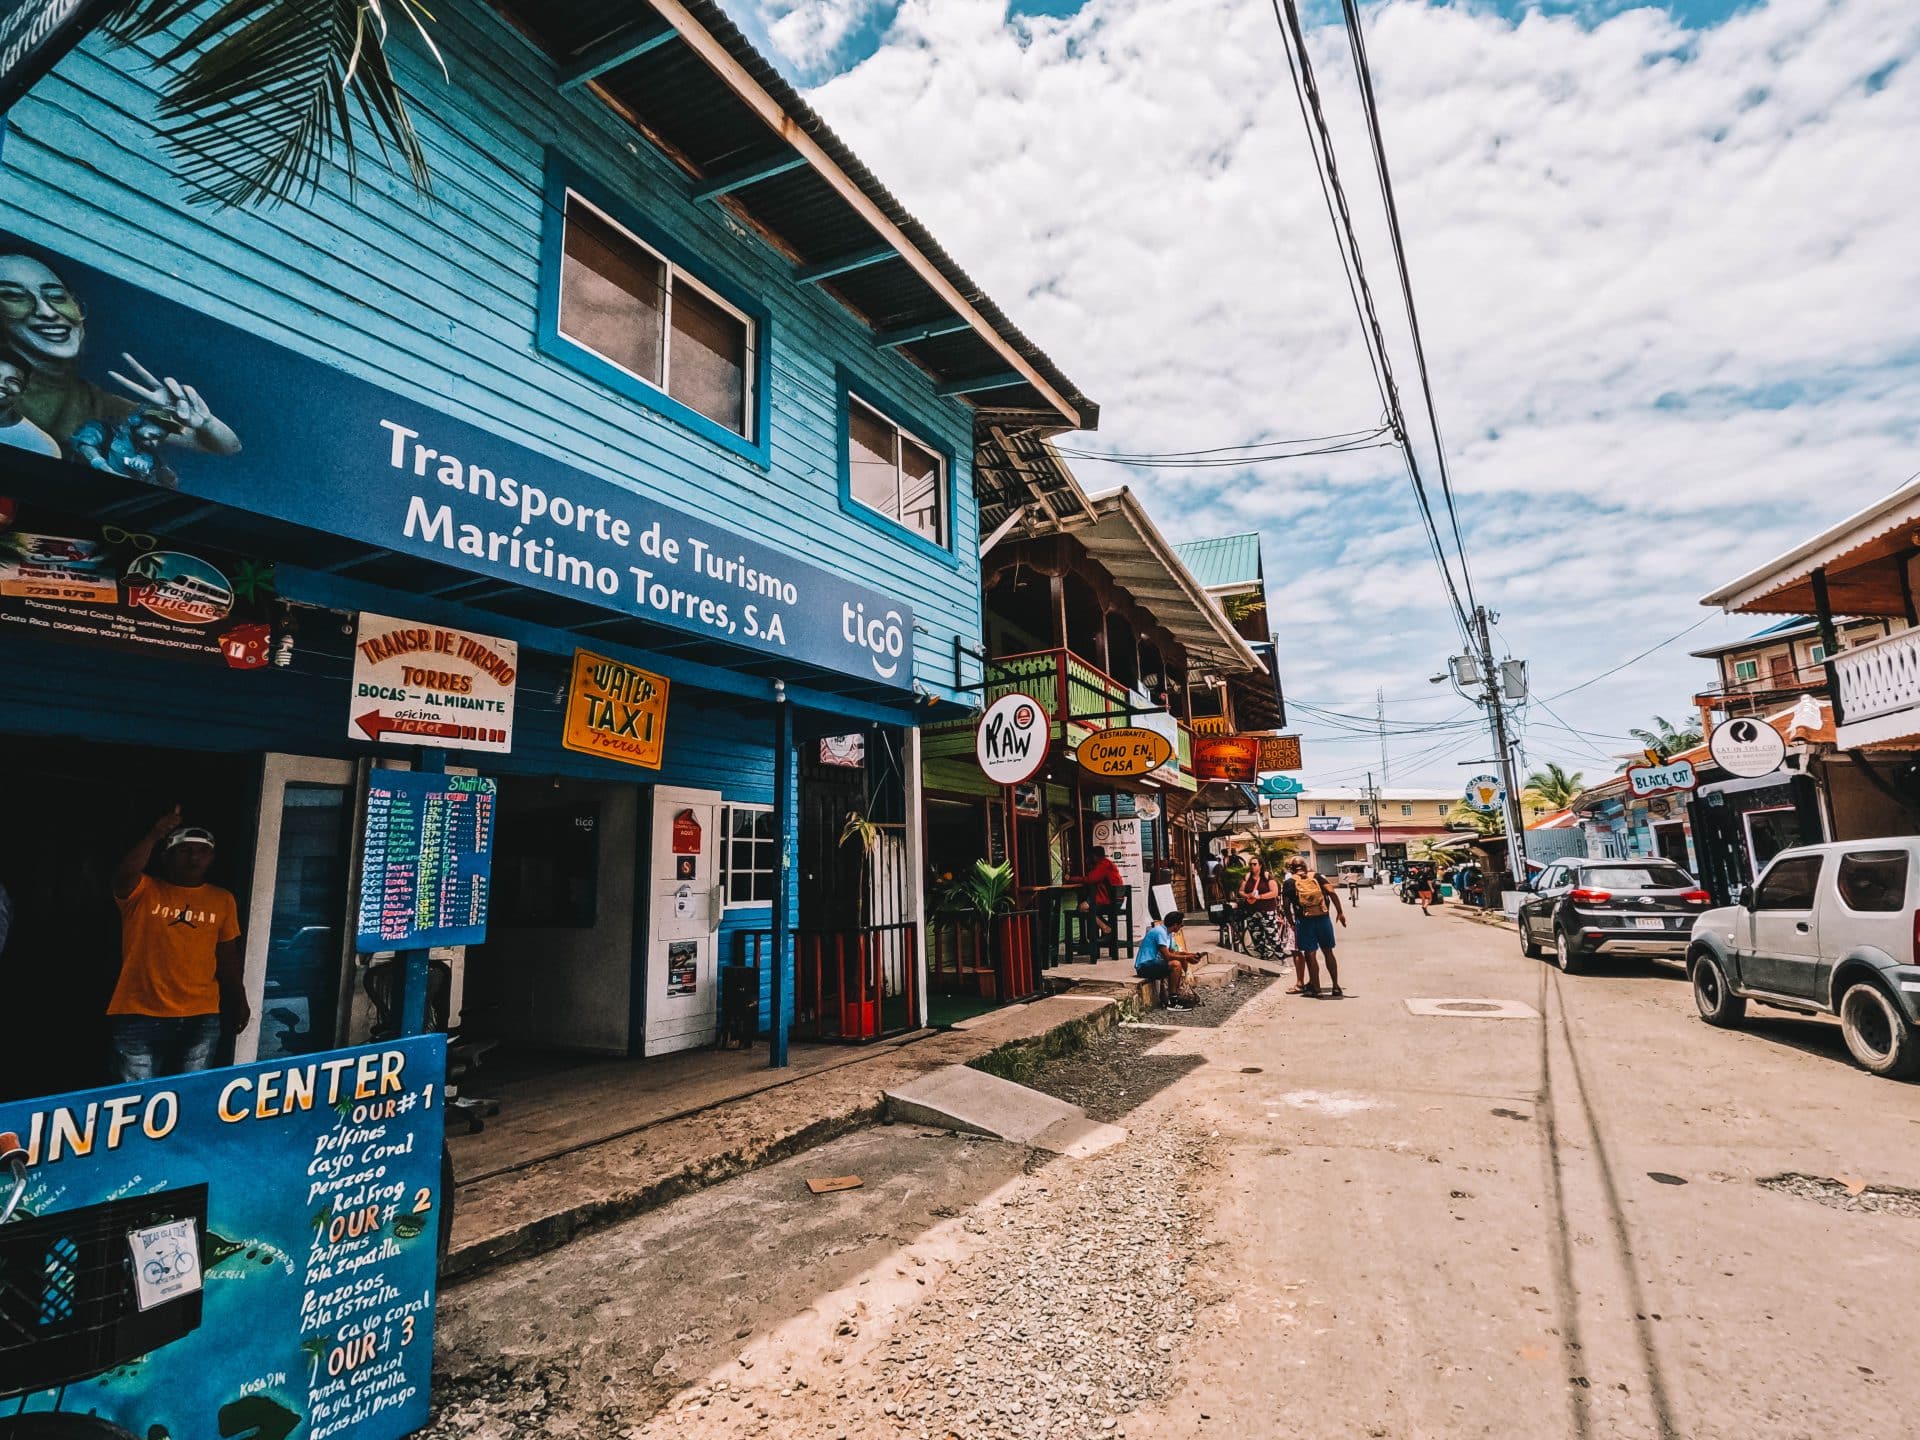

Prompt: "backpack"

[1294,872,1330,918]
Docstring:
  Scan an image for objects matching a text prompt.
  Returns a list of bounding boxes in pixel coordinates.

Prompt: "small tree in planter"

[934,860,1024,998]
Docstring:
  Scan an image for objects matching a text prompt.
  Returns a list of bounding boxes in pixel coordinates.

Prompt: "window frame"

[1836,849,1908,913]
[719,802,778,911]
[836,367,960,566]
[1754,852,1823,911]
[538,158,772,466]
[1732,658,1760,682]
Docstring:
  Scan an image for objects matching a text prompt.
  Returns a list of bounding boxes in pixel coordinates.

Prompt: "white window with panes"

[720,804,777,907]
[557,190,756,437]
[848,397,948,547]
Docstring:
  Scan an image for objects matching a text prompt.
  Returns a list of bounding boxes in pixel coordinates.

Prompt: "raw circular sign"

[1076,726,1175,779]
[976,691,1049,785]
[1709,717,1786,778]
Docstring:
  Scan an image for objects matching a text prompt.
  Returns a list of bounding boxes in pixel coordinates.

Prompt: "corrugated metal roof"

[494,0,1097,434]
[1173,533,1264,591]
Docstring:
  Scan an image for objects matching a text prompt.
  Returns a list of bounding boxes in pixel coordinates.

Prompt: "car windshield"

[1585,864,1693,891]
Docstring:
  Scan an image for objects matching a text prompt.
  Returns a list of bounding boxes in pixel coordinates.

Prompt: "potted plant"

[934,859,1022,998]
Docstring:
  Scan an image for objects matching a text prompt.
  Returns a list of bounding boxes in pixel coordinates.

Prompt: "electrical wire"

[1338,0,1478,617]
[1054,424,1392,463]
[1543,614,1718,700]
[1267,0,1475,650]
[1053,438,1401,470]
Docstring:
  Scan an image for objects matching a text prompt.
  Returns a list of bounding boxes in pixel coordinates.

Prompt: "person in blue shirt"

[1135,910,1206,1009]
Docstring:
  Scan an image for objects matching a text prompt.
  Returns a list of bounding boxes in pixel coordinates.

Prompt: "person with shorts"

[1285,857,1348,998]
[1134,910,1206,1010]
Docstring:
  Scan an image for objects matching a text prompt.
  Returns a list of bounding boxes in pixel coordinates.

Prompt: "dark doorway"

[0,736,259,1102]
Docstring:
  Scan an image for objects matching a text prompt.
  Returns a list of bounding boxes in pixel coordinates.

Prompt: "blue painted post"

[771,692,793,1068]
[398,747,447,1038]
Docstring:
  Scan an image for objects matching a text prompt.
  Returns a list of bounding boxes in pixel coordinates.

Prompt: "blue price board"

[0,1037,446,1438]
[356,772,496,952]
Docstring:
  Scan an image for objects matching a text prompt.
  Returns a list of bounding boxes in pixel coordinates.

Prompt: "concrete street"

[427,895,1920,1439]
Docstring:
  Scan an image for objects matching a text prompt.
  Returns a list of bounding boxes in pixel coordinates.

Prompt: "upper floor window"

[1732,658,1760,682]
[1809,643,1829,664]
[1400,803,1413,817]
[558,192,754,437]
[847,396,948,548]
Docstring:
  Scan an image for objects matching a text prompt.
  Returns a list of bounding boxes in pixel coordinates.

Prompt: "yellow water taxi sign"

[563,649,670,769]
[1077,727,1175,780]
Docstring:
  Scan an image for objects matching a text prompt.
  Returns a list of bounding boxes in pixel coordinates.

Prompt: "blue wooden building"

[0,0,1095,1103]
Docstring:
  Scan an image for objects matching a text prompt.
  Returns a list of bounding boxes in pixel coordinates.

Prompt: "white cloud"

[760,0,890,70]
[775,0,1920,784]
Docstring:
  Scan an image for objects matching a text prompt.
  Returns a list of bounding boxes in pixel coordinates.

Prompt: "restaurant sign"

[977,692,1048,785]
[1627,758,1698,798]
[563,648,670,770]
[0,503,278,667]
[0,1036,445,1440]
[1076,726,1174,780]
[1193,734,1259,784]
[1257,734,1304,772]
[0,228,915,689]
[349,612,517,752]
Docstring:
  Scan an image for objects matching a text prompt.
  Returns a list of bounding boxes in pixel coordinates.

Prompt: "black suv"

[1517,858,1712,973]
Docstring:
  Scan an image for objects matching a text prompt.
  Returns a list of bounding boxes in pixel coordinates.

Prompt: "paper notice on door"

[668,939,699,996]
[129,1217,203,1312]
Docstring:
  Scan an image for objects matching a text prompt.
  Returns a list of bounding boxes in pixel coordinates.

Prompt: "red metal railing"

[739,924,920,1042]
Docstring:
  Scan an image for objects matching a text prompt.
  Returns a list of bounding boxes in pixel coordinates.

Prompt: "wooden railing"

[929,910,1039,1004]
[1832,628,1920,733]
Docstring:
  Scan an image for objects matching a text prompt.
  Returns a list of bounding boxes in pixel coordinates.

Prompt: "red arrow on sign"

[355,710,464,742]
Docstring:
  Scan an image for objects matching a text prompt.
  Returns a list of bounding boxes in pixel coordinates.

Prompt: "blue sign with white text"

[0,231,915,688]
[0,1037,445,1439]
[357,772,496,951]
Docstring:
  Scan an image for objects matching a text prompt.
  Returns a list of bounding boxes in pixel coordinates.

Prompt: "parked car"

[1517,858,1712,971]
[1686,840,1920,1079]
[1337,861,1377,888]
[1398,861,1439,904]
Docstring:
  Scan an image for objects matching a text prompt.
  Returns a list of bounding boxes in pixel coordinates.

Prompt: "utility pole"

[1366,768,1383,870]
[1470,605,1528,887]
[1376,687,1389,788]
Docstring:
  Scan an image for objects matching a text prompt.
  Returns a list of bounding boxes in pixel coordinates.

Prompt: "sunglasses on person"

[0,284,84,324]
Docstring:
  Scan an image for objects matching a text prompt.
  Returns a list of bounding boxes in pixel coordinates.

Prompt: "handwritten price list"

[356,772,496,951]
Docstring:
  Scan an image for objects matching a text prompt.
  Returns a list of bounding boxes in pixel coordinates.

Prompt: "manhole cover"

[1404,998,1540,1019]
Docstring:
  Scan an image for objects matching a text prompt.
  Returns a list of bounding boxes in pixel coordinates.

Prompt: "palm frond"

[106,0,439,209]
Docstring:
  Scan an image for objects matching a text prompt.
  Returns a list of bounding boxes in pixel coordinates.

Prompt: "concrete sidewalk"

[445,973,1150,1283]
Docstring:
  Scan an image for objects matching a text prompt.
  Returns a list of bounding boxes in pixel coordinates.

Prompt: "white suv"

[1687,839,1920,1079]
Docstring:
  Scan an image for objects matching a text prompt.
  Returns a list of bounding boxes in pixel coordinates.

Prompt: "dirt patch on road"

[1759,1172,1920,1219]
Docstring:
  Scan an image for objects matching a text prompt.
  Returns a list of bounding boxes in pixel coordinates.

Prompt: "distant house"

[1691,614,1903,731]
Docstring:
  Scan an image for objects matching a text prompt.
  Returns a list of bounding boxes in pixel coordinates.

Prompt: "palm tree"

[1445,801,1503,837]
[1523,762,1584,813]
[106,1,444,209]
[1627,715,1703,760]
[1410,835,1468,865]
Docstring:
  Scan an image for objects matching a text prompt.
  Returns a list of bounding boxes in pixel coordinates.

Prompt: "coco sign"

[977,691,1049,785]
[1077,726,1175,780]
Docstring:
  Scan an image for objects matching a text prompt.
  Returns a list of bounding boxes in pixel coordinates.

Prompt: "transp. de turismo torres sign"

[0,230,915,690]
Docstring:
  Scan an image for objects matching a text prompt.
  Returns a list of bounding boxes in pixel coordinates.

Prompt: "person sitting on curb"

[1134,909,1206,1010]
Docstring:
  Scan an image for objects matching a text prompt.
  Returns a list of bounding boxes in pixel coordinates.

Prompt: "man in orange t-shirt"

[108,805,248,1082]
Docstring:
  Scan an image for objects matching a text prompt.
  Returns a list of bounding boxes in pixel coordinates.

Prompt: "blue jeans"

[109,1014,222,1082]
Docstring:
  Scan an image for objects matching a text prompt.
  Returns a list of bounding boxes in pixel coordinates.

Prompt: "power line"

[1545,614,1717,700]
[1053,437,1400,470]
[1267,0,1474,649]
[1338,0,1478,617]
[1054,424,1392,463]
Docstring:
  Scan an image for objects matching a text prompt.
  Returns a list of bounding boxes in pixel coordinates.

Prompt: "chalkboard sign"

[356,772,497,950]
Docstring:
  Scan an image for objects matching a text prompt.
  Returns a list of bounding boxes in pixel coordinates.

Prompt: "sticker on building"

[668,939,699,995]
[349,611,517,752]
[563,648,669,769]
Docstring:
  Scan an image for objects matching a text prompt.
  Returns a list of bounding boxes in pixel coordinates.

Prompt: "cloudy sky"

[725,0,1920,792]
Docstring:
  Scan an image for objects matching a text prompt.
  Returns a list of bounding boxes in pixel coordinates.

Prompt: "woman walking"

[1238,856,1287,966]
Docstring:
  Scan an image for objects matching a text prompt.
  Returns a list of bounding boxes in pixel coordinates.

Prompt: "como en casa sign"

[1076,727,1175,780]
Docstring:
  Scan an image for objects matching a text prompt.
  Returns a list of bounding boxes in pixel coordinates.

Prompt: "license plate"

[1631,917,1665,931]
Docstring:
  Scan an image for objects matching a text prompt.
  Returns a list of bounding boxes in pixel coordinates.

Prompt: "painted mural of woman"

[0,253,241,461]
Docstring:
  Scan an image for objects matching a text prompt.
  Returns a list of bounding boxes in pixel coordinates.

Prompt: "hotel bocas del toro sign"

[977,692,1048,785]
[0,228,915,690]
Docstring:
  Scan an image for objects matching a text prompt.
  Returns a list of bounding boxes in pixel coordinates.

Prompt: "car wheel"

[1689,952,1746,1028]
[1554,927,1581,975]
[1838,981,1920,1080]
[1518,918,1543,959]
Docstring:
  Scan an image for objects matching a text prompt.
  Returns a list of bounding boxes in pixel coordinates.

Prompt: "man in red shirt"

[1068,845,1127,939]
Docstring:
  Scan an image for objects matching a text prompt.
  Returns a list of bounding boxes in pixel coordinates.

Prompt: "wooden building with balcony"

[922,461,1270,1010]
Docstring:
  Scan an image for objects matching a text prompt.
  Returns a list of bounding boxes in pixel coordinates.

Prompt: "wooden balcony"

[1832,628,1920,747]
